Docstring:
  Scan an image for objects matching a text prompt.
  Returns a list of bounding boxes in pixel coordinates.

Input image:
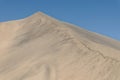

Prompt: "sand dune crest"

[0,12,120,80]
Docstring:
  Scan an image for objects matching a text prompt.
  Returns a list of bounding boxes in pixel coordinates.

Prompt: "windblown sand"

[0,12,120,80]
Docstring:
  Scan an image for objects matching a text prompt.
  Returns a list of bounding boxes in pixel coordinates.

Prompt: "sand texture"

[0,12,120,80]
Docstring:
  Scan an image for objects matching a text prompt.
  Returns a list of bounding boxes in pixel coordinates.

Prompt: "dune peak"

[0,12,120,80]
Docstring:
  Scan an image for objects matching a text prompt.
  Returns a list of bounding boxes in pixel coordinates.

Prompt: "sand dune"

[0,12,120,80]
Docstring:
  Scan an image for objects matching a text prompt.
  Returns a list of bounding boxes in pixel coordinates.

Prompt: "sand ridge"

[0,12,120,80]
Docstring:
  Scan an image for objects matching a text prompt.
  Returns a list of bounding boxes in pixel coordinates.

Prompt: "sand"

[0,12,120,80]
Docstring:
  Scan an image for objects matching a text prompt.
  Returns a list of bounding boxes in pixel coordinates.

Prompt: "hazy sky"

[0,0,120,40]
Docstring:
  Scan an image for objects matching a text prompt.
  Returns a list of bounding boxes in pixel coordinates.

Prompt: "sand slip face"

[0,12,120,80]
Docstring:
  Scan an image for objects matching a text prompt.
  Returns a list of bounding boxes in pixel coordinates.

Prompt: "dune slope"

[0,12,120,80]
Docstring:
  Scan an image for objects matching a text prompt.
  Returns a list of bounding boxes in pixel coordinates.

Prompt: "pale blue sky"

[0,0,120,40]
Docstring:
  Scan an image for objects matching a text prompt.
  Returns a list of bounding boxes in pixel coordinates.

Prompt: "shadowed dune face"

[0,12,120,80]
